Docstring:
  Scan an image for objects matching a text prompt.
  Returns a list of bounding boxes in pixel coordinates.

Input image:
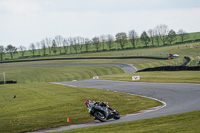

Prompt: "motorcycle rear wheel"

[94,111,106,122]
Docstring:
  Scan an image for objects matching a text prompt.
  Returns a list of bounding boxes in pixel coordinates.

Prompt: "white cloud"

[0,0,41,15]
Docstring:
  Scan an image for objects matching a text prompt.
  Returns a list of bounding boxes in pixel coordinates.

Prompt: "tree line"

[0,24,190,61]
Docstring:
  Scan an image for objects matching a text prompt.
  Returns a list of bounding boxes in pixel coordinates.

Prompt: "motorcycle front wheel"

[114,111,120,119]
[94,111,106,122]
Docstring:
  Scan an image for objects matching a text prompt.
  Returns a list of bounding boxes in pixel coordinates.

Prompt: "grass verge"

[57,110,200,133]
[0,83,161,133]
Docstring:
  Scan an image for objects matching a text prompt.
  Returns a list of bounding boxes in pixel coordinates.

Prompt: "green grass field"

[0,83,161,133]
[0,63,162,133]
[57,110,200,133]
[1,38,200,132]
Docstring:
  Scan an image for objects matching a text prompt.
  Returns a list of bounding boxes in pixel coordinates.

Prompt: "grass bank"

[0,83,161,133]
[0,65,124,84]
[57,110,200,133]
[0,63,162,132]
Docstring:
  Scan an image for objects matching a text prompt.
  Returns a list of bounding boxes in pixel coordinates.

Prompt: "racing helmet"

[85,100,91,105]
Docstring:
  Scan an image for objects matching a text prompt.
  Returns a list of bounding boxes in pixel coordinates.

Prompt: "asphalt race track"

[33,80,200,133]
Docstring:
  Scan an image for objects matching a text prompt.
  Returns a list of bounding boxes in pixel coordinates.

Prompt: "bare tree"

[115,32,127,49]
[41,39,47,56]
[6,44,17,59]
[45,38,52,55]
[19,45,26,58]
[36,42,41,56]
[106,34,114,50]
[168,29,177,45]
[55,35,64,55]
[177,29,189,43]
[68,37,74,53]
[0,45,4,61]
[81,37,86,52]
[52,39,57,55]
[85,38,91,52]
[156,24,169,45]
[71,37,79,53]
[92,36,100,52]
[100,35,106,50]
[29,43,36,57]
[128,30,138,48]
[140,31,150,47]
[77,36,84,52]
[147,29,155,46]
[154,28,160,46]
[63,38,68,54]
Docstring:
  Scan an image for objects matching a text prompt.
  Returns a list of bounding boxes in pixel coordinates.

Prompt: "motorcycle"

[87,102,120,122]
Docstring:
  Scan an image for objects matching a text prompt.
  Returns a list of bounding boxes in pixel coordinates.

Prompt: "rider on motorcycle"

[85,100,107,109]
[84,100,120,122]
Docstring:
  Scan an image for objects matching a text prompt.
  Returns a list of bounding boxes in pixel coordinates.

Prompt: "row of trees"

[0,24,189,61]
[0,45,17,60]
[140,25,188,47]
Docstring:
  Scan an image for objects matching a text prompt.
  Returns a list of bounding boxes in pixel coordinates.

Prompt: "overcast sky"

[0,0,200,48]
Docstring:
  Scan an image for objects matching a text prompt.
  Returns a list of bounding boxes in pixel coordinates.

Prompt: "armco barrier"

[0,56,169,64]
[0,81,17,84]
[138,66,200,72]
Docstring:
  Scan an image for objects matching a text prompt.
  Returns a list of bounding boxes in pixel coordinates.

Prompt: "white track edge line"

[51,82,77,87]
